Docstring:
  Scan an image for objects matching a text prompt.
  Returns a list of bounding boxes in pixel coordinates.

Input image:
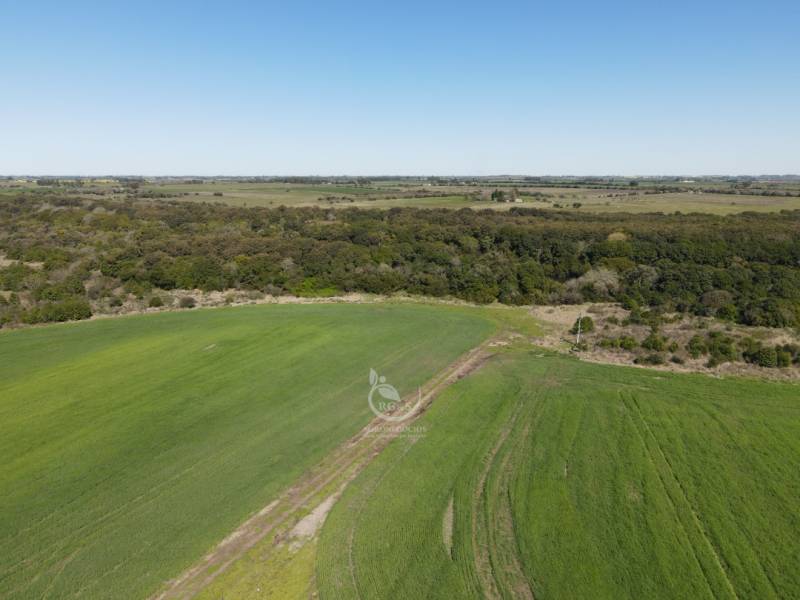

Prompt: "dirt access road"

[150,335,501,600]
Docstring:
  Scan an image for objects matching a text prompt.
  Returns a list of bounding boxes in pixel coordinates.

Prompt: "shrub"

[687,335,707,358]
[707,331,737,359]
[148,296,164,308]
[717,304,738,321]
[753,347,778,368]
[571,316,594,335]
[620,296,639,311]
[23,298,92,323]
[635,353,665,365]
[641,332,666,352]
[597,335,638,352]
[0,264,33,291]
[623,309,644,326]
[740,337,761,361]
[780,343,800,365]
[179,296,196,309]
[34,277,85,301]
[293,277,340,298]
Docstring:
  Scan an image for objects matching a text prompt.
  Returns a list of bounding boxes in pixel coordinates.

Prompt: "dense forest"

[1,194,799,329]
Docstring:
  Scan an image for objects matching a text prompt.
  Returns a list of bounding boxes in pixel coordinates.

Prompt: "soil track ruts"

[491,424,536,600]
[471,394,525,600]
[471,370,550,600]
[150,336,499,600]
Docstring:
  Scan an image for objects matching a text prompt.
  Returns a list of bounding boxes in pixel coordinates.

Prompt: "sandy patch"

[529,302,624,329]
[442,495,454,558]
[288,493,339,551]
[0,254,44,270]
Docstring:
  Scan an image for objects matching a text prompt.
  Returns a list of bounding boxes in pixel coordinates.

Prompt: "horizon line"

[4,173,800,179]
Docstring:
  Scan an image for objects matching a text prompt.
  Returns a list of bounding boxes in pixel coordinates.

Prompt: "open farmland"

[317,346,800,600]
[2,188,800,598]
[137,177,800,214]
[1,294,799,599]
[5,178,800,214]
[5,0,800,598]
[0,302,495,599]
[351,188,800,215]
[140,182,376,207]
[522,189,800,214]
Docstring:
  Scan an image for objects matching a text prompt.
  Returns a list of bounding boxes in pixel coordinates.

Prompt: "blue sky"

[2,1,798,175]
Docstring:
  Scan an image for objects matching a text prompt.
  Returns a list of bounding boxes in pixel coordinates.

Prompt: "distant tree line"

[1,194,799,328]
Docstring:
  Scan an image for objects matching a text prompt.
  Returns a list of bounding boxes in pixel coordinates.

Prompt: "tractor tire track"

[690,403,781,599]
[621,392,739,600]
[490,424,536,600]
[471,401,520,600]
[471,368,549,600]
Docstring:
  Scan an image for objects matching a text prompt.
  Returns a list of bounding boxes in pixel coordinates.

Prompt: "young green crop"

[317,350,800,599]
[0,303,494,599]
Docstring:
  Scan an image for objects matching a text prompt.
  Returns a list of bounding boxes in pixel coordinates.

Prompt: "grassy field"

[4,178,799,213]
[0,303,495,599]
[90,182,800,214]
[3,300,799,599]
[142,182,376,206]
[522,189,800,214]
[317,345,800,599]
[121,182,800,214]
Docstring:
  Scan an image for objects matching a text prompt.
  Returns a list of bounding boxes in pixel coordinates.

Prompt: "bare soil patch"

[288,492,340,551]
[442,495,454,559]
[0,253,44,270]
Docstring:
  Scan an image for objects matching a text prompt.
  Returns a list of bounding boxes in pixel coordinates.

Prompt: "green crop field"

[3,301,799,599]
[0,303,495,599]
[318,346,800,599]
